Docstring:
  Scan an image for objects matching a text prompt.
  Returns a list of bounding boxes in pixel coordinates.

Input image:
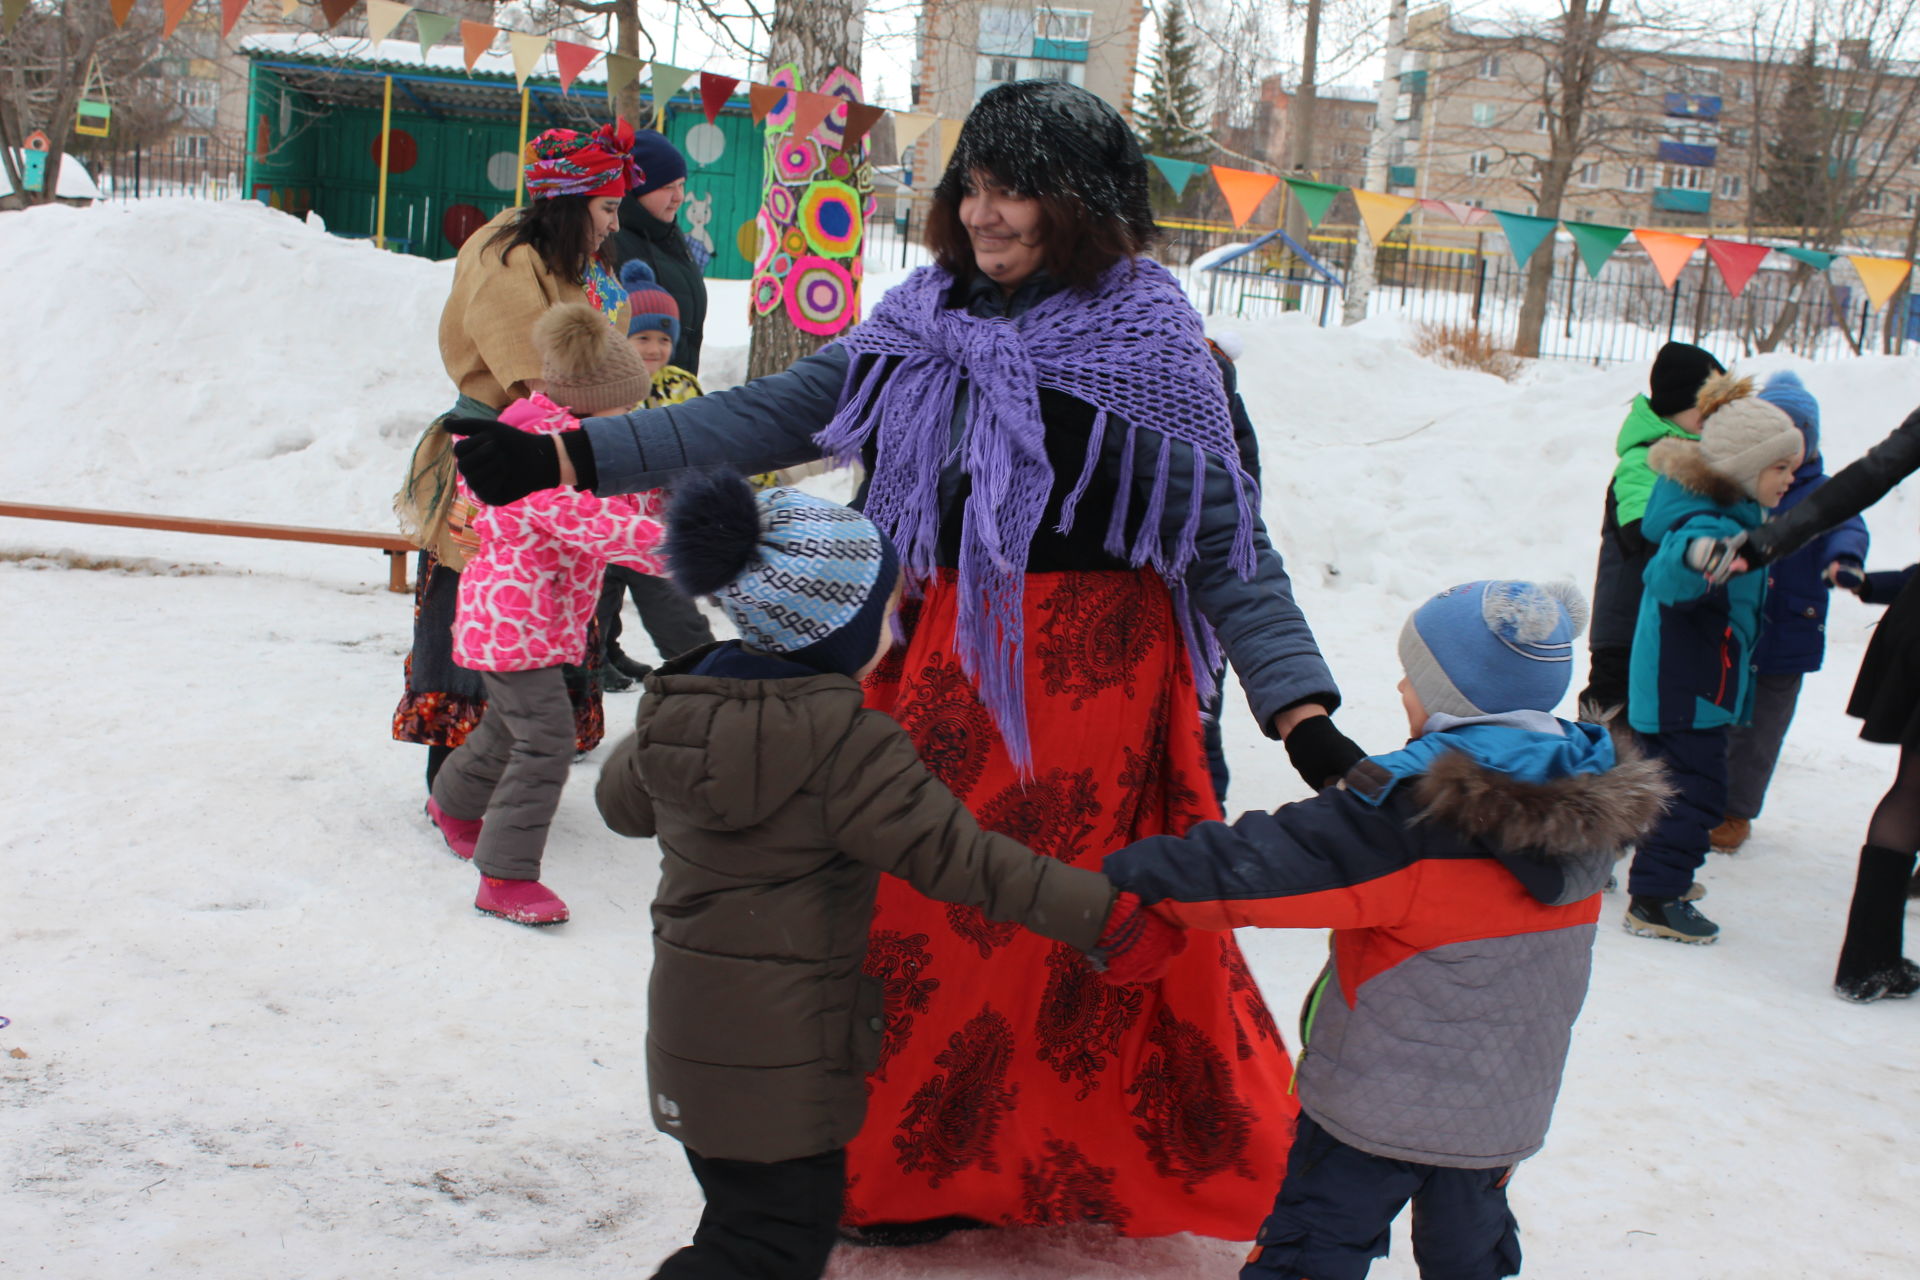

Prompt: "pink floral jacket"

[452,393,665,672]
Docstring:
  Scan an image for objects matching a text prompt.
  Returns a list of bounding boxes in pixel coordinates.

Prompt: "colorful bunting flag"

[1148,154,1206,199]
[222,0,253,38]
[841,103,887,152]
[1777,246,1836,272]
[1351,189,1418,246]
[1213,166,1282,229]
[648,64,697,127]
[508,33,547,91]
[890,111,936,156]
[748,83,788,124]
[604,53,645,95]
[1563,221,1631,279]
[460,21,497,72]
[320,0,356,28]
[1282,176,1344,228]
[1849,255,1913,310]
[162,0,194,38]
[791,91,840,146]
[1416,198,1481,225]
[112,0,137,26]
[1,0,22,33]
[700,73,740,124]
[412,10,458,60]
[553,40,598,93]
[1704,239,1772,299]
[279,0,300,14]
[935,117,962,177]
[1493,211,1558,267]
[1633,229,1704,290]
[363,0,411,45]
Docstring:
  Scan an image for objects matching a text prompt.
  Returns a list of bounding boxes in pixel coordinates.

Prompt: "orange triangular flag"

[792,91,840,144]
[749,83,788,124]
[461,21,498,72]
[1210,165,1282,229]
[111,0,137,25]
[163,0,194,37]
[841,103,886,151]
[319,0,355,28]
[1633,228,1705,290]
[221,0,252,38]
[1849,255,1914,310]
[1351,189,1419,246]
[554,40,598,93]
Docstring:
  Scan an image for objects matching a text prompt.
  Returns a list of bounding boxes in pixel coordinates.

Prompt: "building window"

[1535,109,1549,132]
[171,133,210,159]
[987,55,1018,82]
[1663,164,1709,190]
[1479,55,1500,78]
[978,5,1033,56]
[1730,77,1747,101]
[174,78,218,111]
[1468,151,1492,175]
[1036,7,1092,43]
[1866,139,1889,164]
[1577,161,1601,186]
[1624,165,1646,191]
[1719,174,1743,198]
[1472,103,1496,127]
[1728,127,1750,147]
[1907,193,1918,215]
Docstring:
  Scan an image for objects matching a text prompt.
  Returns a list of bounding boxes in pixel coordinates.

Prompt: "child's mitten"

[1095,893,1187,986]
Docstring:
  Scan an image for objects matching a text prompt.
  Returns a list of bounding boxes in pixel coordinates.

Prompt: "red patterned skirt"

[847,568,1297,1240]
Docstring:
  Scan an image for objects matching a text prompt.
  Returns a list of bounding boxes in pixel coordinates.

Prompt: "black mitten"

[1284,715,1367,790]
[446,417,560,505]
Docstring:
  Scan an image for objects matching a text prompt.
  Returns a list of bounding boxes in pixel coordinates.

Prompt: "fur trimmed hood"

[1646,436,1748,507]
[1406,730,1672,859]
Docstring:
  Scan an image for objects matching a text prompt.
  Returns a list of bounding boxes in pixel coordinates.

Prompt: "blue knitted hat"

[1757,370,1820,459]
[626,130,688,197]
[619,259,682,345]
[666,470,899,677]
[1398,581,1589,720]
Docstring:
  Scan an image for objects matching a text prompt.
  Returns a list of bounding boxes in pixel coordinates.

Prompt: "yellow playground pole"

[514,87,531,205]
[375,75,394,250]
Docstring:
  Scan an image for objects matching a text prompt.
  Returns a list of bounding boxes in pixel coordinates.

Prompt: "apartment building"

[914,1,1145,124]
[1214,76,1379,191]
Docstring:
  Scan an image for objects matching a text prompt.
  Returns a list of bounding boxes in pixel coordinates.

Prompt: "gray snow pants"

[431,667,574,880]
[1724,672,1805,822]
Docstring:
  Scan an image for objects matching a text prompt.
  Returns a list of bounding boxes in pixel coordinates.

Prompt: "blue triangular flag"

[1149,154,1206,199]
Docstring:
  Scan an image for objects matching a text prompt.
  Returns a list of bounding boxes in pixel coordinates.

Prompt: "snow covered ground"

[3,199,1918,1278]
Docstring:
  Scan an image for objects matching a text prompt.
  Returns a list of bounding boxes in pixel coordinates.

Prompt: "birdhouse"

[76,99,112,138]
[21,129,48,192]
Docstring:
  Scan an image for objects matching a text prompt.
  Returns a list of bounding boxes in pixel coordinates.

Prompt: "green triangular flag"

[412,9,458,61]
[647,63,698,124]
[1563,221,1631,279]
[1282,176,1345,227]
[1493,210,1559,268]
[1148,154,1206,199]
[2,0,27,33]
[1778,246,1836,272]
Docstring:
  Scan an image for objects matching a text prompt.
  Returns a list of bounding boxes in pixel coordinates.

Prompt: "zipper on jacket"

[1291,966,1335,1095]
[1715,624,1733,706]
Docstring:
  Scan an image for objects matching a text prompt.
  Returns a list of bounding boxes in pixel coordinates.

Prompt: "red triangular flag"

[553,40,598,93]
[700,72,740,124]
[748,83,787,124]
[791,91,840,144]
[221,0,248,37]
[111,0,137,26]
[1702,239,1772,299]
[162,0,194,37]
[840,103,886,151]
[320,0,356,29]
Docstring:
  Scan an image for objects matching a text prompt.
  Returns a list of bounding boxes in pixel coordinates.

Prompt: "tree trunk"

[1755,261,1812,353]
[1512,162,1571,356]
[1281,0,1321,304]
[612,0,642,129]
[747,0,864,380]
[1341,0,1409,324]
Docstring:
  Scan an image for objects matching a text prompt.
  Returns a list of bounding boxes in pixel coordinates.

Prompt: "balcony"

[1664,93,1722,120]
[1652,187,1712,214]
[1031,38,1089,62]
[1389,165,1416,188]
[1657,141,1717,167]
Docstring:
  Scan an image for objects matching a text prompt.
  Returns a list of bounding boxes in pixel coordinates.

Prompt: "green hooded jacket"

[1610,394,1701,527]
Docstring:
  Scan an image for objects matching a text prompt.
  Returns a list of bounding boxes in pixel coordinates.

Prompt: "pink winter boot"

[475,875,570,926]
[425,798,481,861]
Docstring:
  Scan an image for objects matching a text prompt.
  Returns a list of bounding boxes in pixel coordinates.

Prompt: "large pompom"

[618,258,660,295]
[533,303,615,380]
[1694,370,1755,423]
[665,469,765,597]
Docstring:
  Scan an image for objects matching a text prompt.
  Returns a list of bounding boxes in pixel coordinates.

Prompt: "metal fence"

[82,141,248,203]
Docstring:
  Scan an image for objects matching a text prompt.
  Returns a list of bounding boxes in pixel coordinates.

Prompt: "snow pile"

[4,200,1920,1278]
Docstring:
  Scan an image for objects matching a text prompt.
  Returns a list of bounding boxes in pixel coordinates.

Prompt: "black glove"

[1284,714,1367,791]
[445,418,600,505]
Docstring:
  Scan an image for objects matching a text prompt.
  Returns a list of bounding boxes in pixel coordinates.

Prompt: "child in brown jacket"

[595,470,1176,1280]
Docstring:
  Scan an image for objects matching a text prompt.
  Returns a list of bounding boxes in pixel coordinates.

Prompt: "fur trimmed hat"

[1694,371,1803,499]
[620,259,682,345]
[666,470,900,678]
[1399,580,1589,720]
[533,303,653,414]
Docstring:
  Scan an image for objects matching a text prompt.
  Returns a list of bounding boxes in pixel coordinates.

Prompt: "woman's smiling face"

[958,171,1046,291]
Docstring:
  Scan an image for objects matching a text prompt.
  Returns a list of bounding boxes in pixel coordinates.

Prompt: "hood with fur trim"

[1645,435,1748,507]
[1408,733,1671,860]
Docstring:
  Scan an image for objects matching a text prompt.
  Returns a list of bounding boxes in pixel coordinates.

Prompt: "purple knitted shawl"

[815,257,1260,770]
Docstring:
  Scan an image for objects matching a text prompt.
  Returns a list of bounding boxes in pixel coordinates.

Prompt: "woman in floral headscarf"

[392,121,640,794]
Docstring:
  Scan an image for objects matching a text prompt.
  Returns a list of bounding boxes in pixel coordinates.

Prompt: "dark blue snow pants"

[1240,1114,1521,1280]
[1627,725,1730,899]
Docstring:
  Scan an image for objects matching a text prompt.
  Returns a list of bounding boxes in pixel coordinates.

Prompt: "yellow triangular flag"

[890,111,936,155]
[934,117,961,178]
[1849,254,1913,310]
[1350,189,1420,246]
[279,0,300,14]
[604,53,645,95]
[365,0,411,45]
[508,32,548,91]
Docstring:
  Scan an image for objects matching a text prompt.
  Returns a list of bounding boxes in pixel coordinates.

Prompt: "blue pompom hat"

[1757,370,1820,459]
[1398,581,1590,719]
[619,259,682,344]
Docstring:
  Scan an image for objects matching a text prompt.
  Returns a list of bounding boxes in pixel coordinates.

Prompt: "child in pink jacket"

[427,304,665,926]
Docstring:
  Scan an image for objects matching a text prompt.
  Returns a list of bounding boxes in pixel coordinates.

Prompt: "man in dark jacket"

[606,130,707,374]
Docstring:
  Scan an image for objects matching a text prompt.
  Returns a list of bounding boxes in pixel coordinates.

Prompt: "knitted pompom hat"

[1694,371,1804,499]
[533,303,654,414]
[1757,369,1820,459]
[1399,580,1589,720]
[619,259,682,344]
[666,470,900,678]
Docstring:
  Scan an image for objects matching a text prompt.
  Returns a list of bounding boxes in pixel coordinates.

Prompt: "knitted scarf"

[816,258,1260,770]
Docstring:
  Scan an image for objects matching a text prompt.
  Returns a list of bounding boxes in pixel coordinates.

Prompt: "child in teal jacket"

[1624,373,1805,945]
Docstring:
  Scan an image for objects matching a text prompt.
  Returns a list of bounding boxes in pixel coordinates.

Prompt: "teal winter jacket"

[1627,438,1771,735]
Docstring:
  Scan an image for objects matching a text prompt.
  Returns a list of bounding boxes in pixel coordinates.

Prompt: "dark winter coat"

[1745,402,1920,565]
[1752,459,1869,675]
[577,275,1339,733]
[1627,440,1772,735]
[606,197,707,374]
[1103,721,1669,1169]
[1590,395,1702,651]
[1862,566,1918,606]
[594,643,1117,1164]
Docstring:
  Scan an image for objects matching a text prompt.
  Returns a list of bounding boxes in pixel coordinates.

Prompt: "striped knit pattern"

[719,489,887,654]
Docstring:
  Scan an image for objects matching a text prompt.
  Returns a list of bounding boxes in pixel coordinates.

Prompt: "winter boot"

[1833,845,1918,1003]
[839,1217,992,1248]
[425,798,481,861]
[597,663,635,692]
[1709,816,1751,853]
[608,647,654,681]
[1625,895,1720,944]
[475,875,570,926]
